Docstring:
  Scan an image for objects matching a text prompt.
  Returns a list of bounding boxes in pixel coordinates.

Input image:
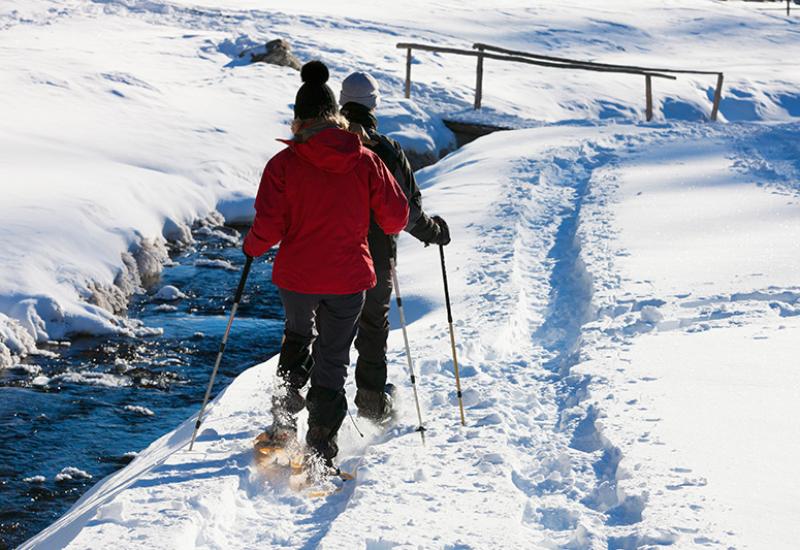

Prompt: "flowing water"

[0,225,283,549]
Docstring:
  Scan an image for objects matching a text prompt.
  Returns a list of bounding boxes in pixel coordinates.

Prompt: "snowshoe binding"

[287,451,355,498]
[254,383,306,466]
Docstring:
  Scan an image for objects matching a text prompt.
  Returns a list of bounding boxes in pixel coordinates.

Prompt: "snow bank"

[0,0,461,365]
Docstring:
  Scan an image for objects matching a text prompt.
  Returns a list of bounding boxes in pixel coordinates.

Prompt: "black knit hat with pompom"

[294,61,338,120]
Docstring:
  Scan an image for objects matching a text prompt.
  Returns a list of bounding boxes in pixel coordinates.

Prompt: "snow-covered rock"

[54,467,93,483]
[123,405,156,417]
[153,285,187,302]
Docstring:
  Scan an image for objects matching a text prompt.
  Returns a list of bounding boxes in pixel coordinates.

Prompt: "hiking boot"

[271,384,306,433]
[355,384,395,424]
[305,386,347,467]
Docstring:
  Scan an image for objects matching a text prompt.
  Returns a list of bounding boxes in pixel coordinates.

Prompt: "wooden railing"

[396,42,725,122]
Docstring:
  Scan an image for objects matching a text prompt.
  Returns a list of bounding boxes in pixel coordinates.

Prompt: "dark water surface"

[0,226,282,549]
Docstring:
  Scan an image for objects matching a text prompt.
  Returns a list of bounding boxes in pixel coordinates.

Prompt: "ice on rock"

[31,375,50,387]
[0,312,40,369]
[124,405,155,417]
[55,467,93,482]
[194,258,236,271]
[154,285,186,302]
[24,475,46,483]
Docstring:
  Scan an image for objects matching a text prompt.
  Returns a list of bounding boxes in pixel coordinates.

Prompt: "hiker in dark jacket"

[244,62,409,466]
[339,71,451,423]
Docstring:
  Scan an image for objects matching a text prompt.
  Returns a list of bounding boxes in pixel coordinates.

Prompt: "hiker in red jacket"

[244,61,409,467]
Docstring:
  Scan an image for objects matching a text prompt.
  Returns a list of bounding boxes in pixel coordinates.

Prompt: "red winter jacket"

[243,127,409,294]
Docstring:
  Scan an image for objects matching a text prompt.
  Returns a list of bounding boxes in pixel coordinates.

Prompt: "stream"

[0,225,282,549]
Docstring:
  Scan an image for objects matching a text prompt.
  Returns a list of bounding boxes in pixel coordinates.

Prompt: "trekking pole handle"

[236,256,254,301]
[439,245,454,324]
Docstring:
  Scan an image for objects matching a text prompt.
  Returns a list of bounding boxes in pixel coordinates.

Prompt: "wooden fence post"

[710,73,724,122]
[788,0,791,16]
[474,46,484,110]
[645,75,653,121]
[405,48,412,99]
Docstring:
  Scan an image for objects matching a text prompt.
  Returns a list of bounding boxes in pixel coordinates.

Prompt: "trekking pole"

[439,244,466,426]
[389,257,426,445]
[188,255,253,451]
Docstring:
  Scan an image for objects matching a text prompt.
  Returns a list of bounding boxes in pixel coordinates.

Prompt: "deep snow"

[4,0,800,548]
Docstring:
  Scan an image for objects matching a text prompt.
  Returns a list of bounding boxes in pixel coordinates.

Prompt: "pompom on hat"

[294,60,338,120]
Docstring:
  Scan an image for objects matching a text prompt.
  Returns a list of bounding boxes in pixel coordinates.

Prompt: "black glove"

[431,215,451,246]
[410,214,451,246]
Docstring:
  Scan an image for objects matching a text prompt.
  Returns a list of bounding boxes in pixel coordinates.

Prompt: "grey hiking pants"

[278,288,366,392]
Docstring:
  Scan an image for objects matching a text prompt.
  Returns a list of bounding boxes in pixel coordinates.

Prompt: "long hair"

[291,112,349,142]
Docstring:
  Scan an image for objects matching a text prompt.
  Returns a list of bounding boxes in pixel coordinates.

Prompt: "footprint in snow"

[476,413,503,427]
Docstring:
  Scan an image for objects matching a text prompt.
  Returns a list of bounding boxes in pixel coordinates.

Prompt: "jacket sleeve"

[368,153,409,236]
[243,157,287,257]
[388,140,425,232]
[384,138,438,243]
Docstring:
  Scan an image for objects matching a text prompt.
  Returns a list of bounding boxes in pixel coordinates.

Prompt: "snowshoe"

[287,451,355,498]
[254,380,307,464]
[253,425,301,468]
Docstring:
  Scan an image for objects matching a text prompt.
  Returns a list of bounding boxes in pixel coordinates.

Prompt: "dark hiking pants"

[278,288,365,392]
[354,269,393,392]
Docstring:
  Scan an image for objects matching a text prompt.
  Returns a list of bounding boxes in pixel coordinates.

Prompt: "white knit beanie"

[339,71,381,110]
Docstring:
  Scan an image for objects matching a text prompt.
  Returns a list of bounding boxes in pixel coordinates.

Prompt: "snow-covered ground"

[3,0,800,367]
[5,0,800,548]
[24,121,800,548]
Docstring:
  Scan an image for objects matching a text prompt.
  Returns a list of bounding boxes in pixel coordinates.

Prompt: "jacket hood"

[281,127,362,174]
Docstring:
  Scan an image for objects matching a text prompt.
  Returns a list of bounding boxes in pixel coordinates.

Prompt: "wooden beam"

[645,75,653,122]
[405,48,412,99]
[472,42,721,76]
[710,73,724,122]
[396,43,676,80]
[474,46,484,110]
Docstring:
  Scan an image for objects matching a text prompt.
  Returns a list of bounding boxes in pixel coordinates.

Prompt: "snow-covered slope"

[2,0,800,366]
[23,121,800,547]
[7,0,800,548]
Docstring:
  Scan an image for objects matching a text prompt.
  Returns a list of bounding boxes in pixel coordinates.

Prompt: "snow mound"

[0,313,37,369]
[123,405,156,417]
[55,468,93,483]
[153,285,187,302]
